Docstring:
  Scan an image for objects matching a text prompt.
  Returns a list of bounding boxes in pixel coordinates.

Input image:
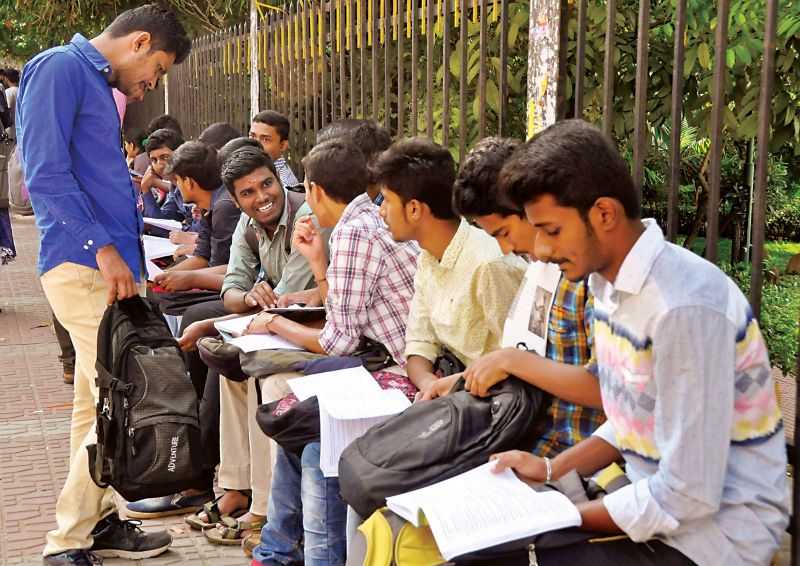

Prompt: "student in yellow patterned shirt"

[373,137,527,398]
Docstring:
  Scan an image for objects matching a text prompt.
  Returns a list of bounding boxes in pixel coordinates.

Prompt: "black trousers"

[180,299,228,490]
[53,313,75,373]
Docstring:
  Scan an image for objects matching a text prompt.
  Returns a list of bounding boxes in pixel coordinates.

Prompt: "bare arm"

[407,355,439,395]
[167,255,209,272]
[464,348,602,408]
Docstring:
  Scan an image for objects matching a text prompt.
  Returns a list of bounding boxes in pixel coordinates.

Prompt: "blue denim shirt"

[17,34,144,280]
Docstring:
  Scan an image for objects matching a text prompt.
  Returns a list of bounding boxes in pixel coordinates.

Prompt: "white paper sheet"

[142,235,180,260]
[319,405,389,477]
[386,463,582,560]
[213,314,256,337]
[143,217,183,231]
[317,388,411,420]
[287,366,380,402]
[228,333,303,353]
[145,259,164,281]
[501,261,562,355]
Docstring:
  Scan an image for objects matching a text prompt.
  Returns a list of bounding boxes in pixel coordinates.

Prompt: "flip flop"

[204,515,267,545]
[185,490,251,530]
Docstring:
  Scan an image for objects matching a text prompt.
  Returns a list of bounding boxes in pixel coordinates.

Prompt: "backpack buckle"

[101,398,111,418]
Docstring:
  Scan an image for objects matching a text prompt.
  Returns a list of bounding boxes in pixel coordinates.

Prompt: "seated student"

[175,145,325,544]
[249,138,420,566]
[132,113,184,178]
[489,120,788,565]
[152,140,241,292]
[139,127,192,225]
[198,122,240,153]
[123,127,146,171]
[248,110,299,188]
[314,118,391,204]
[427,136,605,457]
[374,137,527,396]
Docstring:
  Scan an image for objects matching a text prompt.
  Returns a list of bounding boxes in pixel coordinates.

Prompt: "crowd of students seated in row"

[116,112,787,566]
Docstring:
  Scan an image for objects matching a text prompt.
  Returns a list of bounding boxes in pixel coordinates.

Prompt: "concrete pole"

[250,0,260,117]
[526,0,562,138]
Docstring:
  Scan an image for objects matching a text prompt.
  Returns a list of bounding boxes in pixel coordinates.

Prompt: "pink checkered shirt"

[318,193,420,368]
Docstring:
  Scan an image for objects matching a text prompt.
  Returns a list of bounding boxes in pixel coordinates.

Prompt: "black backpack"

[0,86,11,130]
[338,377,548,518]
[87,296,203,501]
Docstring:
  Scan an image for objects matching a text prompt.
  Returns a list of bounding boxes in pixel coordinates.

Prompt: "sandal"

[204,515,267,545]
[185,490,251,530]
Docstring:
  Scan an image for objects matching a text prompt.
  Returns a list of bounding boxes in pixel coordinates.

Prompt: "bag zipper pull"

[128,427,136,455]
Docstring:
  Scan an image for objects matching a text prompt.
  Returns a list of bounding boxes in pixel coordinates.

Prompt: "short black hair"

[453,137,522,218]
[4,69,19,84]
[146,114,183,137]
[221,146,280,198]
[316,119,391,164]
[252,110,290,141]
[165,141,222,191]
[123,127,147,153]
[372,137,458,220]
[217,137,263,169]
[500,119,641,219]
[105,4,191,64]
[199,122,240,152]
[146,128,184,153]
[302,139,368,204]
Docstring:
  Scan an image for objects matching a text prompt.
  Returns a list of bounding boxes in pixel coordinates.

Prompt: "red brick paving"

[0,216,244,565]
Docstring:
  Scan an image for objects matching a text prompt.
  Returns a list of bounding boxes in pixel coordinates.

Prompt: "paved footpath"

[0,215,792,565]
[0,216,245,565]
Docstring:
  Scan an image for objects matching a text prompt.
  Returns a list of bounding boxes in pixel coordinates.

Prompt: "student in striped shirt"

[491,119,788,566]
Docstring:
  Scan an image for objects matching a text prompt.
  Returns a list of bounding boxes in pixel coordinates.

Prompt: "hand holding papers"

[213,314,303,352]
[143,217,183,232]
[386,462,582,560]
[144,259,164,281]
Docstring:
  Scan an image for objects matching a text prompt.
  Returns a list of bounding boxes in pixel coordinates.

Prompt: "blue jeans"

[253,443,347,566]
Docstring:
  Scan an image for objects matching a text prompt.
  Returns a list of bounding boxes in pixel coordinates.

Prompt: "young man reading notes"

[491,120,789,565]
[17,4,191,563]
[248,139,420,565]
[374,137,527,396]
[436,136,605,457]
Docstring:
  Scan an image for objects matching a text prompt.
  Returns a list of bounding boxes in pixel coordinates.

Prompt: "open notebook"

[386,462,582,560]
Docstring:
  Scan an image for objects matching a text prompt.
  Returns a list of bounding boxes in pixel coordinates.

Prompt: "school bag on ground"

[87,295,204,501]
[338,377,548,519]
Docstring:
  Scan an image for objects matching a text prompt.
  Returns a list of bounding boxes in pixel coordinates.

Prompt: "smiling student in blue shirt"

[16,5,191,564]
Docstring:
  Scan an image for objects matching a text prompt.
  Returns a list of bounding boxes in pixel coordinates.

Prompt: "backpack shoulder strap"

[244,227,260,256]
[283,190,307,252]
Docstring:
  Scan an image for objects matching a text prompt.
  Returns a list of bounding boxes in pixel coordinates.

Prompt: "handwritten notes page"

[212,314,302,351]
[287,366,380,401]
[142,235,179,260]
[502,261,562,355]
[386,463,582,560]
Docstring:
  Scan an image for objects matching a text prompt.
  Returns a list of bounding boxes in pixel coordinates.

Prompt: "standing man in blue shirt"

[16,5,191,564]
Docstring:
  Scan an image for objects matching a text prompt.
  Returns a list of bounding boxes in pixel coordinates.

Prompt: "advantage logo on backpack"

[87,296,204,501]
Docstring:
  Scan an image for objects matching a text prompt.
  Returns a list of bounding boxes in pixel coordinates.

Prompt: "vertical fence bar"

[705,0,730,264]
[372,0,379,120]
[397,0,405,135]
[426,0,435,138]
[349,0,357,116]
[556,0,569,120]
[666,0,687,243]
[498,0,508,135]
[631,0,649,191]
[749,0,778,316]
[321,0,329,127]
[384,0,392,129]
[411,0,419,135]
[360,0,367,116]
[311,1,320,132]
[328,0,337,122]
[601,0,616,137]
[458,0,468,160]
[442,0,452,145]
[339,0,347,118]
[303,1,312,154]
[478,0,488,137]
[288,7,296,152]
[574,0,587,117]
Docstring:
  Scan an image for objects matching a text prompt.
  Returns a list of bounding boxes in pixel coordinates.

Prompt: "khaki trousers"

[40,262,143,556]
[217,372,303,515]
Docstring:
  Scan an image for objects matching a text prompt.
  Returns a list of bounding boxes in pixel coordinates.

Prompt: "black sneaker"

[43,550,103,565]
[90,512,172,559]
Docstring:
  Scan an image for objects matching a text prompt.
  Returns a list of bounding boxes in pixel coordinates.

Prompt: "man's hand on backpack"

[153,270,195,292]
[96,244,137,305]
[463,349,513,397]
[177,319,217,351]
[419,373,461,401]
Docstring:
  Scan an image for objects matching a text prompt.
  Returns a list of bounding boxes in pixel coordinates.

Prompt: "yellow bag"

[347,507,448,566]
